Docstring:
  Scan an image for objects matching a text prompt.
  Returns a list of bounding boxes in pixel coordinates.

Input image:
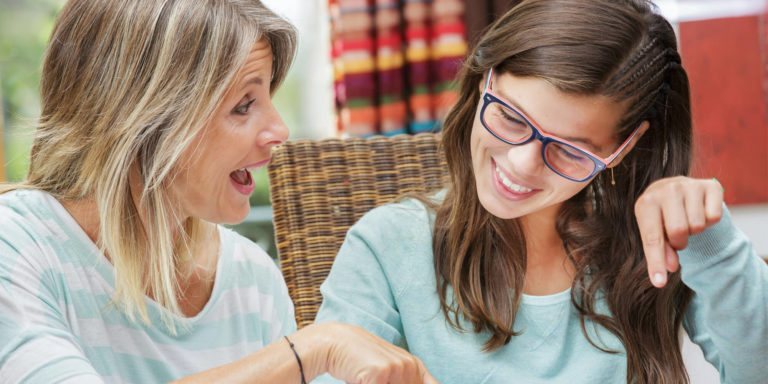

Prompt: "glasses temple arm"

[605,125,643,165]
[485,67,494,90]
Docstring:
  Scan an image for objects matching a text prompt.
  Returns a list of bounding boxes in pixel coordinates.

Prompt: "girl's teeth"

[495,165,532,193]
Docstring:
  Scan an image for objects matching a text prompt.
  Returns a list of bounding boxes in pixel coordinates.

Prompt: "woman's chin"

[227,203,252,225]
[203,202,251,225]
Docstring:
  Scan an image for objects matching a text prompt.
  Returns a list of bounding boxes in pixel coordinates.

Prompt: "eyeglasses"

[479,67,642,182]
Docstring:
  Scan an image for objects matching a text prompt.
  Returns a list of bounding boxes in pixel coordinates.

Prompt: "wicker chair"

[267,133,448,327]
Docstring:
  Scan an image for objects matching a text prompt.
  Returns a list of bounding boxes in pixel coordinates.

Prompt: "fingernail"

[653,273,666,286]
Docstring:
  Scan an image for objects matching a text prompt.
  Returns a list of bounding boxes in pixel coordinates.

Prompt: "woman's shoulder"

[0,189,79,283]
[0,188,49,215]
[0,189,63,246]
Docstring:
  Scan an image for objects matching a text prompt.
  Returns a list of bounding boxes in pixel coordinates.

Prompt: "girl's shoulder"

[343,195,441,278]
[358,191,444,233]
[355,197,437,243]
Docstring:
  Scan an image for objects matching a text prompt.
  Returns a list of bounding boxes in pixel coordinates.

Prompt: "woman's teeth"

[495,165,532,193]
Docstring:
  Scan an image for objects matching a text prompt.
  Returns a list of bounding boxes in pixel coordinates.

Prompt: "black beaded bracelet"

[284,336,307,384]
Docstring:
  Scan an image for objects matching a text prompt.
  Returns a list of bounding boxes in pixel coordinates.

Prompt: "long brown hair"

[434,0,693,382]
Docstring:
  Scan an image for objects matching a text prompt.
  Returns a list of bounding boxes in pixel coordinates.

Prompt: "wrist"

[284,335,307,384]
[289,323,336,381]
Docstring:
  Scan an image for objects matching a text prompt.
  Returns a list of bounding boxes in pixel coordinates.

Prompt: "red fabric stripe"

[433,22,465,36]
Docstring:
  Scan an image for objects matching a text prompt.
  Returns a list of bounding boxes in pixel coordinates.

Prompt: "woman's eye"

[234,99,256,115]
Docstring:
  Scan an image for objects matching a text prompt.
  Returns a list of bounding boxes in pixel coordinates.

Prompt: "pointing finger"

[635,196,668,287]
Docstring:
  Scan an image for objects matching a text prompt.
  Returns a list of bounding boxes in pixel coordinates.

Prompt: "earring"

[610,168,615,186]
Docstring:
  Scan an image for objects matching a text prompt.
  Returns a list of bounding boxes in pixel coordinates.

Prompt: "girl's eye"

[234,99,256,115]
[500,109,524,125]
[556,145,589,162]
[497,108,528,132]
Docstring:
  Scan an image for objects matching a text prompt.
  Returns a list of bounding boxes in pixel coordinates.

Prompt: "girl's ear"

[607,120,650,168]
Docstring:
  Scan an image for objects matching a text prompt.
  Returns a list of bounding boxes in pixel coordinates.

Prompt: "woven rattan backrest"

[268,133,447,327]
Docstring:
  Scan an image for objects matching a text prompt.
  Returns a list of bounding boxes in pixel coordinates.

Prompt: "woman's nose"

[256,103,289,148]
[507,139,546,175]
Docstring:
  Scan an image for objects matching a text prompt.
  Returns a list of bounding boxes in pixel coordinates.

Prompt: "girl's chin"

[477,186,526,220]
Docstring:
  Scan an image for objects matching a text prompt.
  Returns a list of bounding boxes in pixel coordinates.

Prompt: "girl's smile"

[470,71,641,221]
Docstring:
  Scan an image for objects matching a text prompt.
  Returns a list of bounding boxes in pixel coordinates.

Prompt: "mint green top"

[0,190,297,383]
[313,198,767,383]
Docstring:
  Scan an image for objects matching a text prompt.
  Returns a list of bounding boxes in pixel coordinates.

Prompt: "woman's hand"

[171,321,438,384]
[634,176,724,288]
[296,322,439,384]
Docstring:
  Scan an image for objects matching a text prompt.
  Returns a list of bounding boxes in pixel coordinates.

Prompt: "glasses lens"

[482,101,532,143]
[544,142,596,180]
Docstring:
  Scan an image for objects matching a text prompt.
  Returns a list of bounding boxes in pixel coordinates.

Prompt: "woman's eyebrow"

[239,76,264,91]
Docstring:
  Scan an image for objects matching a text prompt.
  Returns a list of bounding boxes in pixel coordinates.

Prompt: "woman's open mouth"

[229,159,271,195]
[230,168,255,195]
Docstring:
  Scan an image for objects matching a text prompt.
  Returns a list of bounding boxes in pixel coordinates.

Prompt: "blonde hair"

[1,0,296,331]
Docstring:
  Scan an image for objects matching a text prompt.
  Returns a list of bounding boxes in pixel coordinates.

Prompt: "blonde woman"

[0,1,437,383]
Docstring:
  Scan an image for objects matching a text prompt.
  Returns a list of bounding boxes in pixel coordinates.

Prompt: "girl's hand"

[634,176,724,287]
[298,322,439,384]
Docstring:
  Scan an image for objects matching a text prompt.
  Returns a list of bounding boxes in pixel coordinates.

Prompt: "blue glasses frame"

[480,67,643,182]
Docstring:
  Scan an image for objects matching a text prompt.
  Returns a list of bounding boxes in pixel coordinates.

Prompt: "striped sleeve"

[0,210,103,384]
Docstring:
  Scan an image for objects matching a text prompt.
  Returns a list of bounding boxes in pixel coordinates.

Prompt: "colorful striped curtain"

[329,0,467,137]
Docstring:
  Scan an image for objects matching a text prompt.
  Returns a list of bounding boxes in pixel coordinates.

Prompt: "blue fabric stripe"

[0,190,296,382]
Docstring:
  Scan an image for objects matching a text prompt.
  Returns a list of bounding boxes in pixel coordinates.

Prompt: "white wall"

[730,205,768,258]
[683,333,721,384]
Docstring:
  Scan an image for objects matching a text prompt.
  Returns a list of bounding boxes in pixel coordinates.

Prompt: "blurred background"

[1,1,766,382]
